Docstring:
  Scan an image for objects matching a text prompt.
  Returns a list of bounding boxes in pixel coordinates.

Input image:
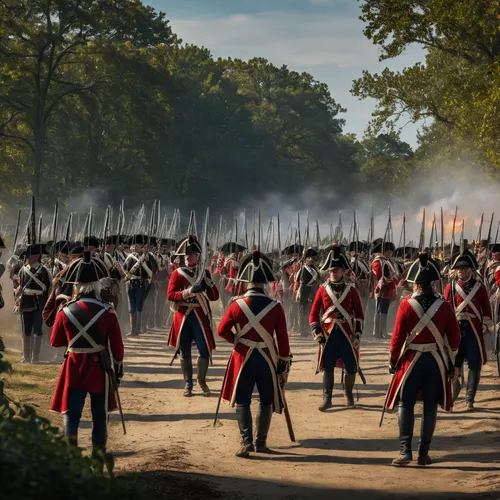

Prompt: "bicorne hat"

[236,250,276,284]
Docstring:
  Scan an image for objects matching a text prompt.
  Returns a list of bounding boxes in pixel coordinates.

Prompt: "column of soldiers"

[1,218,499,467]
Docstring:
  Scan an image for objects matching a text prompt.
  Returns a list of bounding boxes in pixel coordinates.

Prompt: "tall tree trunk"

[32,111,45,200]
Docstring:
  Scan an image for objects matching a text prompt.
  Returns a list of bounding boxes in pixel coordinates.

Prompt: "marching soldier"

[348,241,371,310]
[386,253,460,466]
[371,240,398,339]
[444,242,493,411]
[15,243,52,363]
[309,246,364,411]
[167,235,219,397]
[123,235,159,337]
[50,250,124,468]
[295,248,319,337]
[217,251,292,458]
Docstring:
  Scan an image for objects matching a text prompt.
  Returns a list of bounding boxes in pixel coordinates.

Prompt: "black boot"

[235,404,254,458]
[197,357,210,396]
[31,335,42,364]
[181,358,193,397]
[136,312,143,336]
[255,404,273,453]
[66,434,78,447]
[418,403,437,465]
[466,369,481,411]
[344,373,356,407]
[21,334,32,363]
[126,313,137,338]
[319,370,334,411]
[452,378,462,401]
[391,405,414,466]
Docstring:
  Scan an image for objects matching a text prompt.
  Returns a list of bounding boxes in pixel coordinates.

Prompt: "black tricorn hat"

[175,234,202,255]
[219,242,246,254]
[26,243,46,257]
[128,234,148,245]
[54,240,71,255]
[236,250,276,283]
[451,240,478,270]
[69,245,84,256]
[320,245,350,271]
[159,238,177,249]
[348,241,368,252]
[406,252,441,284]
[395,246,418,259]
[304,247,319,258]
[104,235,122,245]
[64,250,109,284]
[83,236,99,248]
[282,244,304,256]
[489,243,500,253]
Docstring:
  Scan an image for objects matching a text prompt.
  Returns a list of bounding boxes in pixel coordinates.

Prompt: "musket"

[440,207,444,258]
[418,208,425,252]
[358,366,367,385]
[297,212,301,249]
[281,389,296,442]
[315,219,320,248]
[30,196,36,245]
[50,201,59,268]
[257,211,261,251]
[37,214,43,243]
[460,219,465,245]
[450,206,458,249]
[495,221,500,245]
[11,208,21,253]
[486,213,494,246]
[64,213,72,241]
[107,340,126,435]
[476,213,484,245]
[213,353,232,427]
[277,213,282,263]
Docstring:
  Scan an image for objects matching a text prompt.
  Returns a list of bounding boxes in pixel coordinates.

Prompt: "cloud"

[171,12,381,69]
[169,11,424,142]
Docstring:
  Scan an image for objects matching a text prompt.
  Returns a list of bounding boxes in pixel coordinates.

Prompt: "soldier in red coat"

[50,251,124,466]
[218,251,292,458]
[167,235,219,397]
[444,242,493,411]
[370,240,398,339]
[386,253,460,467]
[309,246,364,411]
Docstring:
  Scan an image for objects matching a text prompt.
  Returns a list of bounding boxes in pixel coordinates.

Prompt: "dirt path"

[3,303,500,499]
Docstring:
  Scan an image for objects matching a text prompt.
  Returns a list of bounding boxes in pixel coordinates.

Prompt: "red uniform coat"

[371,256,397,300]
[224,258,242,295]
[50,298,124,414]
[167,267,219,356]
[444,279,493,366]
[385,294,461,411]
[217,289,291,413]
[309,282,364,373]
[495,265,500,287]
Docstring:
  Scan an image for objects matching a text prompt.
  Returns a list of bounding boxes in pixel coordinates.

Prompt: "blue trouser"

[127,280,148,313]
[21,309,44,336]
[63,388,107,446]
[376,297,391,314]
[323,326,357,374]
[455,321,482,370]
[401,352,442,408]
[179,312,209,361]
[235,350,274,407]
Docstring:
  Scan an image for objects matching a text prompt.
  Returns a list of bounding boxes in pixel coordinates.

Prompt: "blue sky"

[147,0,425,146]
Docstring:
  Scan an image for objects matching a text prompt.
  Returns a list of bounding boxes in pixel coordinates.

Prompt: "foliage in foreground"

[0,353,137,500]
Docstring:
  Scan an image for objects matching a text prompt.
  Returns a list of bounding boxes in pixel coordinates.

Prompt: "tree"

[0,0,175,200]
[352,0,500,170]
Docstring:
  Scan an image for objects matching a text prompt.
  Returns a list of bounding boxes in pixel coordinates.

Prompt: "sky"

[147,0,426,147]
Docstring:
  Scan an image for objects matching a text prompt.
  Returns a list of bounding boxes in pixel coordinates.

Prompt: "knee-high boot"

[31,335,42,364]
[196,357,210,396]
[21,335,33,363]
[318,370,334,411]
[235,404,254,458]
[344,373,356,407]
[255,404,273,452]
[465,369,481,411]
[418,403,437,465]
[181,358,193,397]
[391,405,414,466]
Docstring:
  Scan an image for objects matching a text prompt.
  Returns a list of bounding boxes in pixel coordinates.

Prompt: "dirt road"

[3,302,500,499]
